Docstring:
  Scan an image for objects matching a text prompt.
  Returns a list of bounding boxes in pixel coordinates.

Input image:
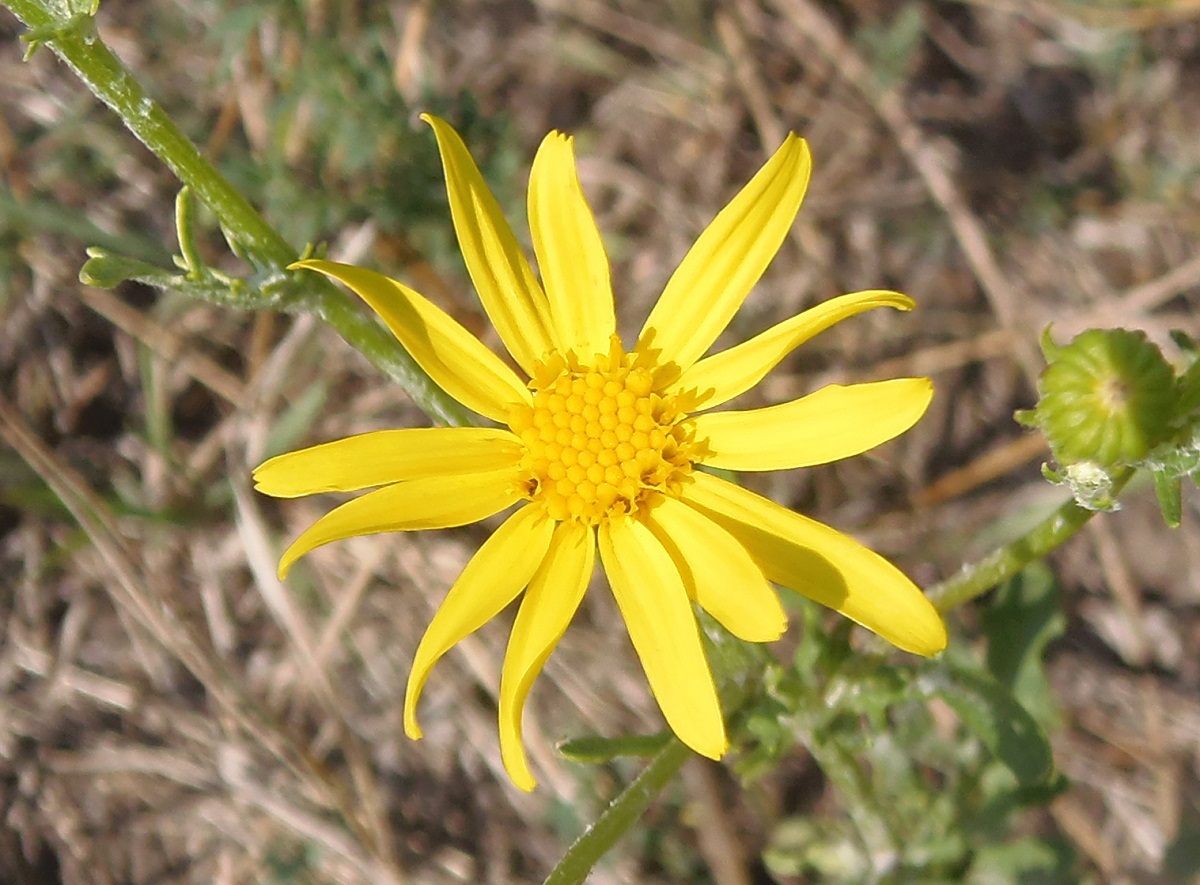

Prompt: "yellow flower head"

[255,114,947,791]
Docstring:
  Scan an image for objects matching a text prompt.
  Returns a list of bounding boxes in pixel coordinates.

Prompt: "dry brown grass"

[3,0,1200,882]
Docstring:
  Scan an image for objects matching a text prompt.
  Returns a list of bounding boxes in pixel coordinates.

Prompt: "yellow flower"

[255,114,946,791]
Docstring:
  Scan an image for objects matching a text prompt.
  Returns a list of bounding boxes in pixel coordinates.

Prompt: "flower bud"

[1025,328,1176,467]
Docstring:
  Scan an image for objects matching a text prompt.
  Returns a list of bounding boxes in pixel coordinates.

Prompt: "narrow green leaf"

[922,668,1054,788]
[1153,467,1183,528]
[79,246,296,309]
[966,835,1077,884]
[1174,355,1200,418]
[174,187,205,277]
[557,732,671,763]
[981,563,1065,728]
[79,248,181,289]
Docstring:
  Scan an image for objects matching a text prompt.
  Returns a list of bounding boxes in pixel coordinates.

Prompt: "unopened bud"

[1022,329,1175,468]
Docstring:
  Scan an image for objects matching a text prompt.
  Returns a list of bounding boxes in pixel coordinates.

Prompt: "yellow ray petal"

[676,290,915,409]
[422,114,557,372]
[277,466,524,579]
[636,134,812,377]
[682,472,947,656]
[644,497,786,643]
[528,131,616,359]
[499,520,595,791]
[598,518,727,759]
[404,505,554,741]
[292,260,529,423]
[693,378,933,472]
[254,427,523,498]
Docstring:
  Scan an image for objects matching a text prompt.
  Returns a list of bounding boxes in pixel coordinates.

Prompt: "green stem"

[928,468,1134,612]
[10,1,290,265]
[543,738,691,885]
[4,0,474,427]
[544,464,1138,882]
[539,472,1137,878]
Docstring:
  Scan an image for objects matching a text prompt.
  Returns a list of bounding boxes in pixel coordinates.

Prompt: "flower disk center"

[509,350,694,524]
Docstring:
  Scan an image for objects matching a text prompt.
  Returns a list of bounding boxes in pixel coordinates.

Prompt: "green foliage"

[965,836,1080,885]
[920,667,1053,788]
[854,6,925,93]
[730,571,1071,884]
[1163,798,1200,882]
[264,837,324,884]
[203,0,518,261]
[558,732,672,763]
[980,562,1065,729]
[79,0,519,323]
[1025,328,1176,468]
[1024,327,1200,525]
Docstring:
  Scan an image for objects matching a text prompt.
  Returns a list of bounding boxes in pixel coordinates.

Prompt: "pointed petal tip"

[857,289,916,312]
[851,581,947,659]
[784,131,812,164]
[883,592,948,657]
[500,696,539,792]
[687,732,730,761]
[276,546,300,581]
[289,257,327,272]
[911,612,949,657]
[403,705,424,741]
[505,754,536,792]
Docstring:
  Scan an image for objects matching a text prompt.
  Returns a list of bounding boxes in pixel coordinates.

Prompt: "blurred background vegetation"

[2,0,1199,882]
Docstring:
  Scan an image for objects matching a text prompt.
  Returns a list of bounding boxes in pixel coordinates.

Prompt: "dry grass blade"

[0,398,400,881]
[769,0,1044,380]
[231,476,399,869]
[79,288,246,407]
[5,0,1200,880]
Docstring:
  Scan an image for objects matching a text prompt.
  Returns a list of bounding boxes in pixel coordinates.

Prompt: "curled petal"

[693,378,933,472]
[682,472,947,656]
[598,518,727,759]
[423,114,557,372]
[637,134,812,377]
[528,131,616,358]
[675,290,914,409]
[644,497,786,643]
[499,521,595,791]
[292,259,529,422]
[405,505,554,741]
[277,467,524,579]
[254,427,523,498]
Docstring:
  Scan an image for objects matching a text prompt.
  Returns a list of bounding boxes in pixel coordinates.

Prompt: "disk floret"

[509,341,695,524]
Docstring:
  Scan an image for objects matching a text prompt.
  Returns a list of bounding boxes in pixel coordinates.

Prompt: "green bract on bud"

[1020,328,1176,468]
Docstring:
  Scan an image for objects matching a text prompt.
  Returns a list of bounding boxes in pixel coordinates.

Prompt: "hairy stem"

[543,738,692,885]
[929,468,1134,612]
